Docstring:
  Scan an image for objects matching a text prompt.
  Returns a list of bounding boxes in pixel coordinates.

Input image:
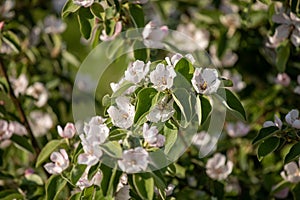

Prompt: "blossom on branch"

[124,60,150,84]
[150,63,176,91]
[57,122,76,139]
[142,123,165,148]
[281,158,300,183]
[142,21,168,48]
[191,68,220,94]
[118,147,149,173]
[263,115,282,130]
[147,99,175,123]
[206,153,233,181]
[44,149,69,174]
[285,109,300,129]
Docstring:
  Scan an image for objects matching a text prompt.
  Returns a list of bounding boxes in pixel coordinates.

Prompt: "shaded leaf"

[257,136,280,161]
[252,126,279,145]
[46,175,67,200]
[36,140,65,167]
[285,142,300,164]
[10,134,35,154]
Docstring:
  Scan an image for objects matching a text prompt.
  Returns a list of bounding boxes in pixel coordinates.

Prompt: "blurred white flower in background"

[220,13,241,37]
[57,122,76,139]
[285,109,300,129]
[52,0,67,13]
[0,120,13,141]
[226,121,250,138]
[192,131,217,157]
[209,45,238,68]
[29,111,53,137]
[26,82,48,107]
[206,153,233,181]
[9,121,27,136]
[43,15,67,34]
[275,73,291,87]
[263,115,282,130]
[142,21,168,48]
[73,0,94,7]
[10,74,28,97]
[222,70,246,92]
[281,158,300,183]
[107,96,135,129]
[118,147,149,173]
[191,68,221,94]
[294,75,300,95]
[142,123,165,148]
[0,0,15,19]
[100,21,122,41]
[124,60,150,84]
[44,149,69,174]
[150,63,176,91]
[147,98,175,123]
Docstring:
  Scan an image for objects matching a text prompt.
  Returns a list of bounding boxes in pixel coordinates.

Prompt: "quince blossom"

[147,98,175,123]
[124,60,150,84]
[142,21,168,48]
[29,111,53,137]
[107,96,135,129]
[10,74,28,97]
[150,63,176,91]
[26,82,48,107]
[192,131,217,156]
[206,153,233,181]
[263,115,282,130]
[73,0,94,7]
[44,149,69,174]
[191,68,221,94]
[281,158,300,183]
[0,120,13,141]
[76,167,102,190]
[275,73,291,87]
[118,147,149,173]
[226,122,250,138]
[285,109,300,129]
[57,122,76,139]
[142,123,165,148]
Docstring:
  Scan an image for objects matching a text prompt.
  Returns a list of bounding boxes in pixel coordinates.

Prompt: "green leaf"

[46,175,67,200]
[292,182,300,200]
[172,88,192,125]
[257,136,280,161]
[70,164,87,185]
[133,40,149,62]
[134,87,158,123]
[108,129,127,141]
[82,186,95,200]
[164,123,178,154]
[271,180,290,196]
[36,140,65,167]
[133,174,154,200]
[174,58,195,81]
[0,190,23,200]
[90,2,104,19]
[10,134,35,153]
[62,0,80,18]
[77,8,94,40]
[101,141,122,158]
[217,88,247,121]
[129,4,145,28]
[100,164,121,197]
[252,126,279,145]
[276,40,290,72]
[284,142,300,164]
[221,78,233,87]
[200,95,212,124]
[258,0,271,5]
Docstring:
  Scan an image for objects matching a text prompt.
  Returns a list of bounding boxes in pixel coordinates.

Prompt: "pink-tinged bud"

[57,122,76,139]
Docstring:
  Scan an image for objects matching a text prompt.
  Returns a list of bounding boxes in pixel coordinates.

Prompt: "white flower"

[76,167,102,190]
[294,75,300,95]
[78,116,109,166]
[110,78,136,95]
[268,12,300,48]
[57,122,76,139]
[9,121,27,136]
[142,123,165,148]
[226,122,250,138]
[124,60,150,84]
[147,99,175,123]
[0,120,13,141]
[275,73,291,87]
[192,131,217,156]
[44,149,69,174]
[29,111,53,137]
[285,109,300,129]
[100,21,122,41]
[10,74,28,97]
[142,21,168,48]
[220,13,241,37]
[73,0,94,7]
[263,115,282,130]
[281,158,300,183]
[206,153,233,181]
[191,68,221,94]
[44,15,66,34]
[150,63,176,91]
[222,70,245,92]
[107,96,135,129]
[209,45,238,67]
[26,82,48,107]
[165,53,195,67]
[118,147,149,173]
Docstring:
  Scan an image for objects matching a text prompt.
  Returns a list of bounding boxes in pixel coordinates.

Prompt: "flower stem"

[0,60,41,155]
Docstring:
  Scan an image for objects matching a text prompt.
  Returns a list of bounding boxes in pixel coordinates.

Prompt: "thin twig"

[0,60,41,155]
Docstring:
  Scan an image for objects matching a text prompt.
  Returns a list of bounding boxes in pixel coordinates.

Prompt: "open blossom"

[165,53,195,67]
[76,167,102,190]
[44,149,69,174]
[150,63,176,91]
[100,21,122,41]
[142,21,168,48]
[78,116,109,166]
[73,0,94,7]
[107,96,135,129]
[294,75,300,95]
[267,12,300,48]
[0,120,13,141]
[143,123,165,148]
[281,158,300,183]
[29,111,53,137]
[192,131,217,157]
[285,109,300,129]
[206,153,233,181]
[275,73,291,87]
[191,68,221,94]
[263,115,282,130]
[226,122,250,138]
[147,98,175,123]
[57,122,76,139]
[10,74,28,97]
[118,147,149,173]
[26,82,48,107]
[124,60,150,84]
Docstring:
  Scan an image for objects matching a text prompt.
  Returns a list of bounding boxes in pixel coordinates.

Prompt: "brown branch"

[0,60,41,155]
